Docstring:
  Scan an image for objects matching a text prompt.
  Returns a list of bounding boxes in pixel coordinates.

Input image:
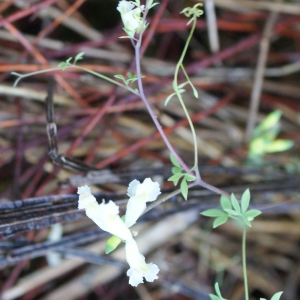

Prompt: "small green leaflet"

[105,235,122,254]
[202,189,261,228]
[260,291,283,300]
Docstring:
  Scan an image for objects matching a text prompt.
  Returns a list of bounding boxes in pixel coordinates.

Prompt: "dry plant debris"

[0,0,300,299]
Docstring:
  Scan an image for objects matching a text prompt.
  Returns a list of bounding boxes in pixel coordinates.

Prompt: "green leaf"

[74,52,84,64]
[177,81,188,89]
[214,283,227,300]
[270,291,283,300]
[170,153,181,168]
[165,92,176,106]
[172,178,180,186]
[180,179,188,200]
[189,81,198,98]
[128,76,138,83]
[105,235,122,254]
[223,208,240,216]
[66,57,72,64]
[257,110,282,133]
[172,166,182,175]
[242,215,252,227]
[209,295,221,300]
[201,209,226,217]
[244,209,261,221]
[220,195,231,210]
[231,194,241,213]
[213,215,229,228]
[263,124,280,141]
[114,74,125,81]
[168,173,183,182]
[58,62,68,69]
[147,1,159,9]
[184,174,196,182]
[241,189,250,213]
[264,139,294,153]
[249,137,267,156]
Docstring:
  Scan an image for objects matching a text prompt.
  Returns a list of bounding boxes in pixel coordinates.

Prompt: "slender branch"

[242,227,249,300]
[12,67,62,87]
[67,64,139,95]
[12,64,138,96]
[143,181,198,214]
[172,16,200,180]
[134,44,191,174]
[197,179,230,197]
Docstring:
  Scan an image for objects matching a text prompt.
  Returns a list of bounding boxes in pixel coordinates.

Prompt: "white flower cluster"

[117,0,145,38]
[117,0,159,39]
[78,178,161,287]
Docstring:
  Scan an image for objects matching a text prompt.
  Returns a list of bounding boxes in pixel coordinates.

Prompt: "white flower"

[77,185,98,211]
[78,184,160,286]
[117,0,145,38]
[125,238,159,286]
[77,186,132,241]
[125,178,161,228]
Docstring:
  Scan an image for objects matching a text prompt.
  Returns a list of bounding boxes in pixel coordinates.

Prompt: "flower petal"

[144,263,160,282]
[125,239,159,286]
[117,0,134,13]
[92,200,133,241]
[127,268,144,287]
[78,186,132,241]
[125,197,146,228]
[77,185,98,210]
[135,178,161,202]
[125,178,161,227]
[127,179,140,197]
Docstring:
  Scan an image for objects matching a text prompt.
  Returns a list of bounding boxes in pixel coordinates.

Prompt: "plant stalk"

[242,227,249,300]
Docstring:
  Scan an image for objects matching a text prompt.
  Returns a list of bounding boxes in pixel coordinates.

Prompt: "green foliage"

[164,89,185,106]
[201,189,261,228]
[146,0,159,9]
[260,291,283,300]
[249,110,294,161]
[74,52,84,64]
[105,235,122,254]
[168,154,196,200]
[58,52,85,70]
[58,52,84,70]
[181,3,204,25]
[165,81,198,106]
[114,72,140,86]
[209,283,227,300]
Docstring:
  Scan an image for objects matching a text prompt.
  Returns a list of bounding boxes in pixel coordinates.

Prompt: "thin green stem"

[12,64,138,96]
[242,227,249,300]
[173,16,200,180]
[12,68,62,87]
[67,64,139,95]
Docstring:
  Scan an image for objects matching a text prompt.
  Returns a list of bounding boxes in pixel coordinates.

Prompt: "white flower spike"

[117,0,145,38]
[125,178,161,227]
[77,182,160,287]
[126,238,159,286]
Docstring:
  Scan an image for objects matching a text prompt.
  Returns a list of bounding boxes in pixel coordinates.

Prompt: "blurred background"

[0,0,300,299]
